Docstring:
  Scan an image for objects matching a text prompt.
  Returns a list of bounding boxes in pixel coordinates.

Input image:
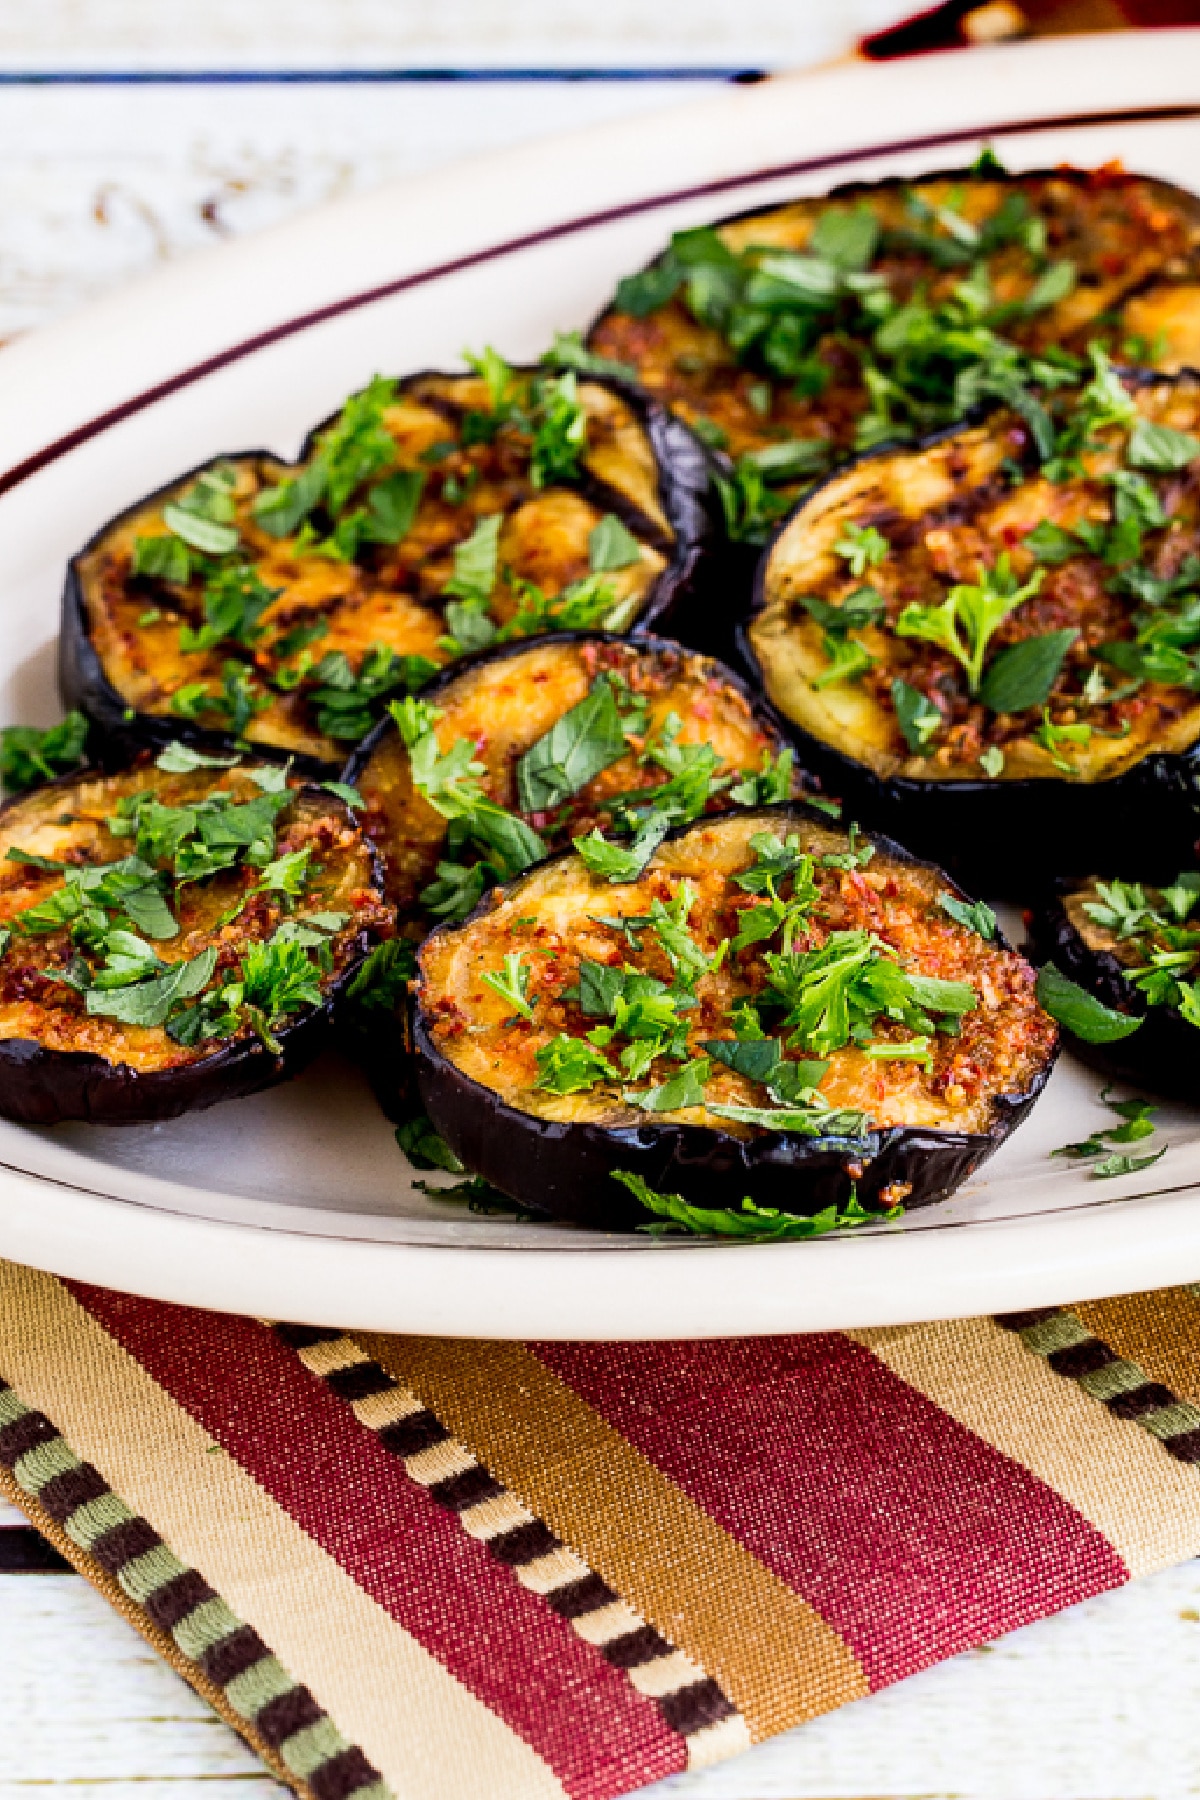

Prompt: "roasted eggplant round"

[342,629,808,1117]
[1026,870,1200,1101]
[587,163,1200,548]
[62,362,713,774]
[412,804,1057,1231]
[746,369,1200,893]
[0,751,391,1124]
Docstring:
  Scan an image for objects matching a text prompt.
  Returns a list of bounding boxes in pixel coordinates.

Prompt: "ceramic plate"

[0,32,1198,1336]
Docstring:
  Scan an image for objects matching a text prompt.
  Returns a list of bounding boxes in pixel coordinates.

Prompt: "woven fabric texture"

[4,1259,1200,1800]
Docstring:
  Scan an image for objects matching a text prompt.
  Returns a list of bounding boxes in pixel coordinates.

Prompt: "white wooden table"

[4,6,1200,1795]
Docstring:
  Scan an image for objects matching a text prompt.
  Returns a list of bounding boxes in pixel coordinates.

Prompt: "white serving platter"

[0,32,1198,1337]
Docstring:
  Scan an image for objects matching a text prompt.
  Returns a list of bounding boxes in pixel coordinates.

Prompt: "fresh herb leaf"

[86,944,217,1028]
[395,1113,464,1174]
[132,534,191,584]
[535,1033,615,1093]
[892,679,942,755]
[614,1170,891,1239]
[627,1056,711,1113]
[1033,709,1092,772]
[420,858,487,922]
[1127,418,1200,473]
[530,371,588,489]
[937,891,997,939]
[444,513,502,605]
[834,523,889,577]
[703,1036,783,1085]
[896,554,1044,694]
[1035,962,1142,1041]
[365,469,425,543]
[516,676,627,813]
[541,330,637,383]
[729,747,795,806]
[162,503,239,558]
[574,817,670,883]
[345,937,417,1011]
[481,952,535,1021]
[588,514,642,573]
[0,713,88,793]
[321,780,364,811]
[979,628,1077,714]
[1024,520,1080,565]
[154,742,239,773]
[1091,1146,1167,1178]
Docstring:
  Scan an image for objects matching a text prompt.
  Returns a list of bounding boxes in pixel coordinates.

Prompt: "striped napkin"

[3,1261,1200,1800]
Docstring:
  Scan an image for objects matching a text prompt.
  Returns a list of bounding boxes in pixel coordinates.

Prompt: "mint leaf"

[628,1056,711,1113]
[366,469,425,543]
[979,628,1077,714]
[155,742,239,773]
[1127,418,1200,473]
[162,503,239,558]
[86,945,218,1028]
[516,676,627,813]
[588,514,642,573]
[1035,963,1142,1042]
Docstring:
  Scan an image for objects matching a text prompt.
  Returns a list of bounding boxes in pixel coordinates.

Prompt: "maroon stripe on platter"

[0,102,1194,503]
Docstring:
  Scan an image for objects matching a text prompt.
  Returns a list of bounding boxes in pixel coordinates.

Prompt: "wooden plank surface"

[4,5,1199,1796]
[6,1556,1200,1799]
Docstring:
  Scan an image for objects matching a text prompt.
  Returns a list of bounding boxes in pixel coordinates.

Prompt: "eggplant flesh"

[413,804,1056,1230]
[747,373,1200,893]
[0,762,390,1125]
[1026,879,1200,1102]
[63,370,712,774]
[588,168,1200,483]
[348,630,805,924]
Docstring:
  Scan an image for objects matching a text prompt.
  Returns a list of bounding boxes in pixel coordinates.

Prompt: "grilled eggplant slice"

[0,753,391,1124]
[344,630,805,1118]
[1026,870,1200,1101]
[748,369,1200,892]
[348,630,805,927]
[413,804,1056,1230]
[587,164,1200,546]
[63,364,712,774]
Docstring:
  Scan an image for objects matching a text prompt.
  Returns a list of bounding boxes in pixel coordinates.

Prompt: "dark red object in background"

[863,0,1200,58]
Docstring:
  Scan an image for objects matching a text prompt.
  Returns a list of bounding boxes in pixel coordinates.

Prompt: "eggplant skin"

[0,988,346,1127]
[412,804,1056,1232]
[61,372,715,775]
[414,1022,1037,1230]
[744,373,1200,896]
[0,769,389,1127]
[1024,890,1199,1103]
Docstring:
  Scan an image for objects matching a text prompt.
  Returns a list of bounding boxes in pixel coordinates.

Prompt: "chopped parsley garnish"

[481,952,535,1021]
[535,1033,615,1094]
[612,1170,897,1239]
[345,937,417,1012]
[1052,1089,1166,1179]
[0,713,88,794]
[895,554,1045,696]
